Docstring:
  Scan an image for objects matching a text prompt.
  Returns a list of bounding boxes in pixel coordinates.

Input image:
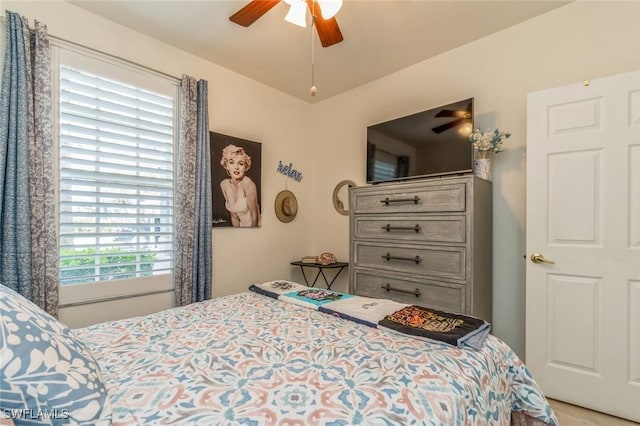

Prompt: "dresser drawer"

[353,241,466,282]
[352,269,465,312]
[352,183,466,214]
[353,215,466,244]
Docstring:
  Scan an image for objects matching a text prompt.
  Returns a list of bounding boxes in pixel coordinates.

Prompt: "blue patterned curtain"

[0,12,57,315]
[174,75,212,306]
[192,81,212,302]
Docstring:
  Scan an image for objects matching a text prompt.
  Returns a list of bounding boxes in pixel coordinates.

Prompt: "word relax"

[277,161,303,182]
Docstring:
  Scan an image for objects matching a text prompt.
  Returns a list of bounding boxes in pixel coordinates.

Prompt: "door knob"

[530,252,555,264]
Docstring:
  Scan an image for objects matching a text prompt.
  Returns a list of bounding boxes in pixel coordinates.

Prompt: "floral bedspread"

[75,291,557,425]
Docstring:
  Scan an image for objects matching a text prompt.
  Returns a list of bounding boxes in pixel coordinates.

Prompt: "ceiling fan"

[229,0,344,48]
[432,101,473,134]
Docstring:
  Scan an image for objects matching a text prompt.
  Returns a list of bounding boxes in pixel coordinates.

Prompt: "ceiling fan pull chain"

[310,8,317,96]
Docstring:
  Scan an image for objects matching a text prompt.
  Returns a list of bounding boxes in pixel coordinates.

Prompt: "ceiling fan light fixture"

[459,122,473,136]
[284,0,307,27]
[317,0,342,19]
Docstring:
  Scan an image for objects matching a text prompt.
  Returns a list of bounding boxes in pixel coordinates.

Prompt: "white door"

[526,70,640,422]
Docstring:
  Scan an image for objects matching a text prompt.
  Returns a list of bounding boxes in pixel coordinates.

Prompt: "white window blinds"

[58,66,175,286]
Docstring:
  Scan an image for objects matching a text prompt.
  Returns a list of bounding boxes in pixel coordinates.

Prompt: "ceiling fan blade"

[306,0,344,47]
[432,118,465,134]
[230,0,281,27]
[435,102,472,118]
[314,16,344,47]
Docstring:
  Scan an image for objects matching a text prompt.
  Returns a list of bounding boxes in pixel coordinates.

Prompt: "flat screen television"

[366,98,474,184]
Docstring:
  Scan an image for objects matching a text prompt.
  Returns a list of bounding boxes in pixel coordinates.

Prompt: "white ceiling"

[68,0,570,103]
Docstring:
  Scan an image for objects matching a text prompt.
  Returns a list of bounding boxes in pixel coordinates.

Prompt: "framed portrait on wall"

[210,132,262,228]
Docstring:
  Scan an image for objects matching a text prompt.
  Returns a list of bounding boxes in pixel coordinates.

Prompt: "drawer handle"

[381,253,422,264]
[380,196,420,206]
[381,283,421,297]
[382,224,421,233]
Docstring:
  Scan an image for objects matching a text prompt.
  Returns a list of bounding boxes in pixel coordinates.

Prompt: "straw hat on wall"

[274,190,298,223]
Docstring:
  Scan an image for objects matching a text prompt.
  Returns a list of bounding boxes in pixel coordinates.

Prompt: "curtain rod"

[50,34,181,83]
[1,15,181,83]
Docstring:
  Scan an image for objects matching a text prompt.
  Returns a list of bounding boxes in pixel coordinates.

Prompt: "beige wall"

[3,1,640,356]
[308,1,640,357]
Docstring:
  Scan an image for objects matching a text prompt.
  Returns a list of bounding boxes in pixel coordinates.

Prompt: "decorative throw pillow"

[0,284,112,425]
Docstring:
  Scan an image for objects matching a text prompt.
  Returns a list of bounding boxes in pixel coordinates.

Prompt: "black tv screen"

[366,98,474,184]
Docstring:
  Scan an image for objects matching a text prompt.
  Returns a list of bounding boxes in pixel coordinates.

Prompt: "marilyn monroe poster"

[210,132,262,228]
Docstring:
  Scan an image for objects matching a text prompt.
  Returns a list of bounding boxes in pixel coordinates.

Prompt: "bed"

[0,281,557,425]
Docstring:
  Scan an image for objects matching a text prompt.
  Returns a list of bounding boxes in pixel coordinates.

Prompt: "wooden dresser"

[349,175,492,321]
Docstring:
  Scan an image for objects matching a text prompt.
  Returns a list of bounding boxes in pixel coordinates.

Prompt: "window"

[52,43,178,304]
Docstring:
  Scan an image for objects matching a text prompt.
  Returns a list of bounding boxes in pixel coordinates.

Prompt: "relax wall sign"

[277,161,303,182]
